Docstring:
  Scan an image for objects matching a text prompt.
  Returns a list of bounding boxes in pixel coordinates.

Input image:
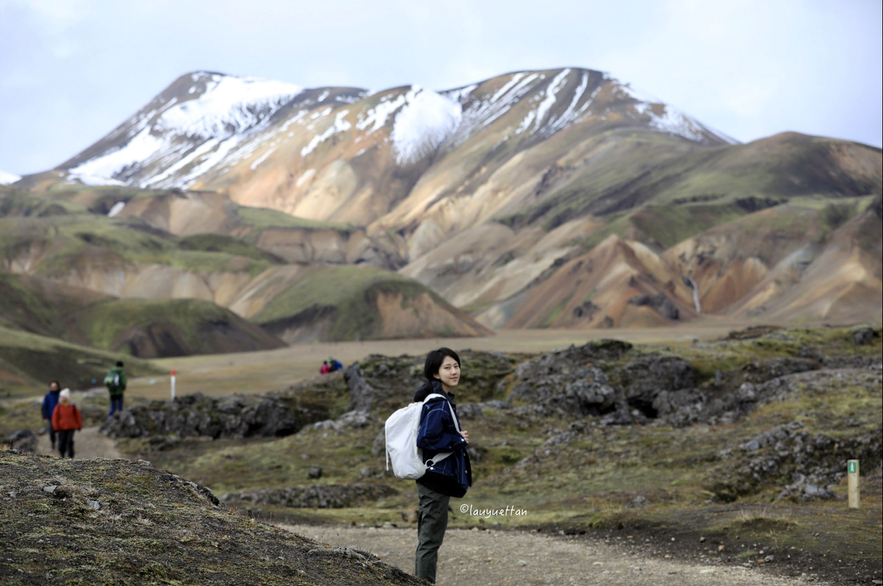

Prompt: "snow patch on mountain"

[301,110,352,157]
[158,75,303,139]
[391,87,462,165]
[452,72,544,146]
[68,172,127,186]
[180,135,245,185]
[620,82,735,144]
[516,69,574,136]
[70,74,303,187]
[336,90,370,105]
[296,168,315,188]
[443,83,479,104]
[71,126,166,180]
[533,69,570,129]
[250,148,275,170]
[0,170,21,185]
[545,71,593,135]
[107,201,126,217]
[357,93,407,133]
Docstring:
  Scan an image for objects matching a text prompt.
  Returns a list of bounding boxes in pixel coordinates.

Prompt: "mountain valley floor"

[127,322,759,400]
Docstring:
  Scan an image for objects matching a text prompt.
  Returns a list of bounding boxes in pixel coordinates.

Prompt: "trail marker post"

[171,369,176,401]
[847,459,860,509]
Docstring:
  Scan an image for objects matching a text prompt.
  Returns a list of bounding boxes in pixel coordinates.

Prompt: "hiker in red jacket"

[51,389,82,458]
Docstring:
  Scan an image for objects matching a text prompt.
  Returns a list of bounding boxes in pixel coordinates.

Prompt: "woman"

[413,347,472,584]
[51,388,82,458]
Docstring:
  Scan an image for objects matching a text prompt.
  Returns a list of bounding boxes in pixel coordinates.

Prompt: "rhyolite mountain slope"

[0,273,285,357]
[0,184,489,347]
[21,68,883,328]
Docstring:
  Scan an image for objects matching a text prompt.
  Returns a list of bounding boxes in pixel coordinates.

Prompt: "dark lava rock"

[100,391,330,440]
[7,430,37,453]
[345,363,376,412]
[706,425,882,502]
[616,354,697,417]
[223,483,397,509]
[506,340,633,417]
[627,293,680,320]
[851,326,877,346]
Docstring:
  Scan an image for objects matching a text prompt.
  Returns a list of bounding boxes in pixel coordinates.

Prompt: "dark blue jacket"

[414,380,472,498]
[42,390,60,420]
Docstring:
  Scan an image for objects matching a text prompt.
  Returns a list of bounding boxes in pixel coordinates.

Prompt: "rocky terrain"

[4,324,881,582]
[0,448,422,585]
[70,324,880,584]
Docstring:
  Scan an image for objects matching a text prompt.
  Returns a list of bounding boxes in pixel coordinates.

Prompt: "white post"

[171,369,176,401]
[848,460,860,509]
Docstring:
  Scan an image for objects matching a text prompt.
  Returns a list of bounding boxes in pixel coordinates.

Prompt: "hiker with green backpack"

[105,361,127,416]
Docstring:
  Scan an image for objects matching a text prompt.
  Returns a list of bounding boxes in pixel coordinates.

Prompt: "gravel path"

[37,425,122,460]
[282,524,829,586]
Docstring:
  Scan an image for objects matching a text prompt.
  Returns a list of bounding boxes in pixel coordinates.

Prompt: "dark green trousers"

[415,483,450,583]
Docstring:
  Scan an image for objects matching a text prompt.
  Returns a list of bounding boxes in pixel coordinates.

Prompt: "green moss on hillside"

[0,214,269,279]
[73,298,278,356]
[253,265,439,340]
[0,274,64,338]
[497,132,881,248]
[236,206,353,233]
[0,326,160,397]
[178,233,282,263]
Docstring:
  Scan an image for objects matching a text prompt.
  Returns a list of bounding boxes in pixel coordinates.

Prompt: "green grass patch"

[178,233,282,264]
[253,265,442,340]
[236,206,354,233]
[73,298,248,353]
[0,325,161,397]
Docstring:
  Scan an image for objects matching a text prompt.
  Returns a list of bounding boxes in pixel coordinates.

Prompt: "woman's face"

[435,355,460,389]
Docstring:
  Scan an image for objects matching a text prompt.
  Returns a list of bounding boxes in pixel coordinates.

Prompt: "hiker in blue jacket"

[413,347,472,584]
[41,381,62,450]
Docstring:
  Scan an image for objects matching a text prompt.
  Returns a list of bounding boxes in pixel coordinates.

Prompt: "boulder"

[507,340,632,417]
[706,425,882,502]
[344,363,376,412]
[7,430,37,453]
[850,326,877,346]
[616,354,697,416]
[222,483,398,508]
[100,391,329,440]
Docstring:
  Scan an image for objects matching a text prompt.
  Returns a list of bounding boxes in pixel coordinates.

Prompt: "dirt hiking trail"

[283,524,830,586]
[37,425,122,460]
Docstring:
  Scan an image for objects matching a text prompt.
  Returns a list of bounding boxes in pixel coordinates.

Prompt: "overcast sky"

[1,0,881,175]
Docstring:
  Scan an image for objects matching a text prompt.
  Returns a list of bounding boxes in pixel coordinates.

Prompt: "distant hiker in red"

[320,361,331,375]
[52,389,82,458]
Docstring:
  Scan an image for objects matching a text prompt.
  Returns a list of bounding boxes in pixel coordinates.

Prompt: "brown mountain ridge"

[0,67,879,357]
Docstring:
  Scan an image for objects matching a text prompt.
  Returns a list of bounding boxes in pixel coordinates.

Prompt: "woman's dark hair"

[423,348,461,381]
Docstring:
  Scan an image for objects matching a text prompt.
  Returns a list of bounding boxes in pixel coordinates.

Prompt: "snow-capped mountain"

[9,67,881,332]
[0,170,20,185]
[58,68,732,210]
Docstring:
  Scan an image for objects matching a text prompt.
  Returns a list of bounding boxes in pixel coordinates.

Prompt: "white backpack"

[385,393,461,479]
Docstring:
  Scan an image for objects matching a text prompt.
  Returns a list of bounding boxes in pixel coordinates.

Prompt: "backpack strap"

[423,393,460,431]
[421,393,461,468]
